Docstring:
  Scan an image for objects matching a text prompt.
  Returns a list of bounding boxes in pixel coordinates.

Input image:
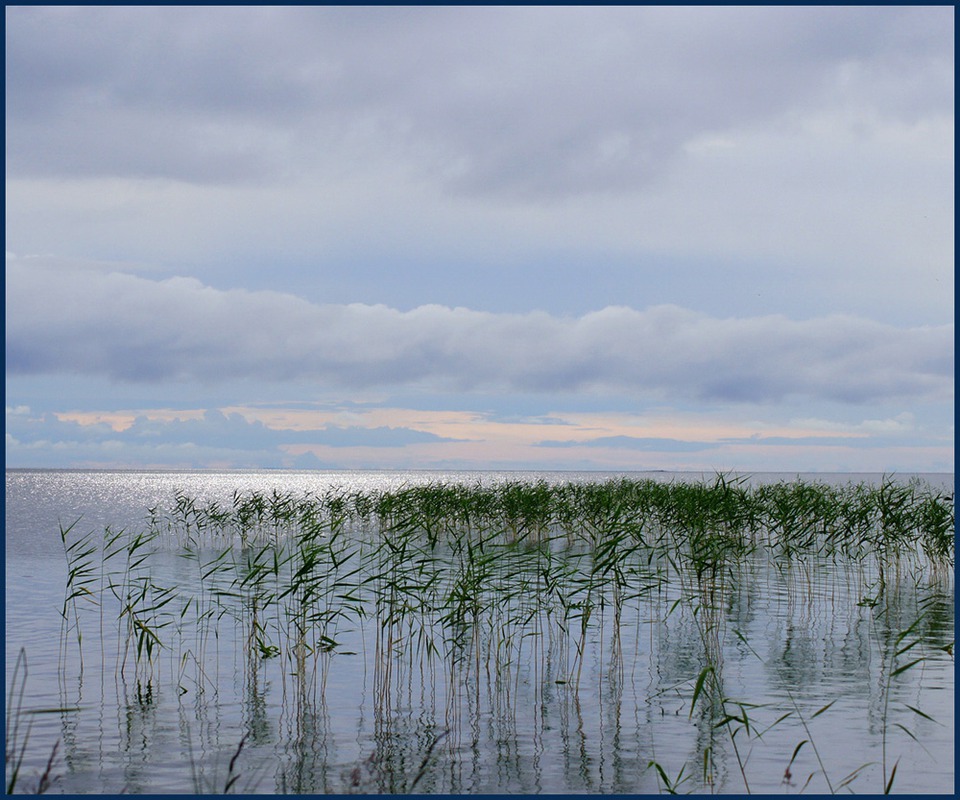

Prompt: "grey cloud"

[171,416,456,450]
[719,434,949,450]
[538,436,719,453]
[5,406,455,460]
[6,261,953,406]
[6,6,952,195]
[304,425,457,448]
[537,431,951,455]
[5,408,114,444]
[722,435,872,448]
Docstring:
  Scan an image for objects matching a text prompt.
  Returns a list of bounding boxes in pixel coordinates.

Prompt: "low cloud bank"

[4,406,456,468]
[6,261,952,405]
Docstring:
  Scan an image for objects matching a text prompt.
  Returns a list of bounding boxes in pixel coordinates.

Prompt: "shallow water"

[5,469,955,794]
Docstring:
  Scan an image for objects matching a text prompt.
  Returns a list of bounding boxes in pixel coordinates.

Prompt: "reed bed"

[41,475,954,794]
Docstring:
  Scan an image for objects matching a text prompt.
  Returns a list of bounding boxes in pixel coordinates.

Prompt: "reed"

[58,519,98,673]
[36,474,954,793]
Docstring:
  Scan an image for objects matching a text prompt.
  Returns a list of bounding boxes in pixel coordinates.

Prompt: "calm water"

[5,469,955,794]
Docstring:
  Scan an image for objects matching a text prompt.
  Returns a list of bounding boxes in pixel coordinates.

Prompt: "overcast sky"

[5,5,954,472]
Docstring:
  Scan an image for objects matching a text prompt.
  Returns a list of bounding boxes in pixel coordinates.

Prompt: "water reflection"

[5,472,954,794]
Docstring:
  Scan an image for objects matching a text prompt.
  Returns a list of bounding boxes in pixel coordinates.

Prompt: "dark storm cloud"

[6,262,953,406]
[6,6,952,195]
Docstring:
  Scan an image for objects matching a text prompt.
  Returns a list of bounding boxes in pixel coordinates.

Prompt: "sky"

[5,5,955,473]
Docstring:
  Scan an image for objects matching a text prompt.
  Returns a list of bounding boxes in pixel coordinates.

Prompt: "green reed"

[44,474,953,793]
[58,519,98,674]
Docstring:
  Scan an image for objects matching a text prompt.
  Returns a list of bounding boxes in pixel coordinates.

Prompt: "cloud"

[299,425,457,448]
[535,430,950,453]
[6,260,952,406]
[721,435,880,449]
[5,7,953,475]
[67,410,446,449]
[6,400,952,473]
[4,405,457,469]
[5,8,951,332]
[538,436,719,453]
[6,7,952,197]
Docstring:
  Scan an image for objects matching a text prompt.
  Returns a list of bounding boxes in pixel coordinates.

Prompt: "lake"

[5,469,955,794]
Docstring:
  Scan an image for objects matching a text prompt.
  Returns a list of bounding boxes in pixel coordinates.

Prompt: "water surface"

[5,469,954,794]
